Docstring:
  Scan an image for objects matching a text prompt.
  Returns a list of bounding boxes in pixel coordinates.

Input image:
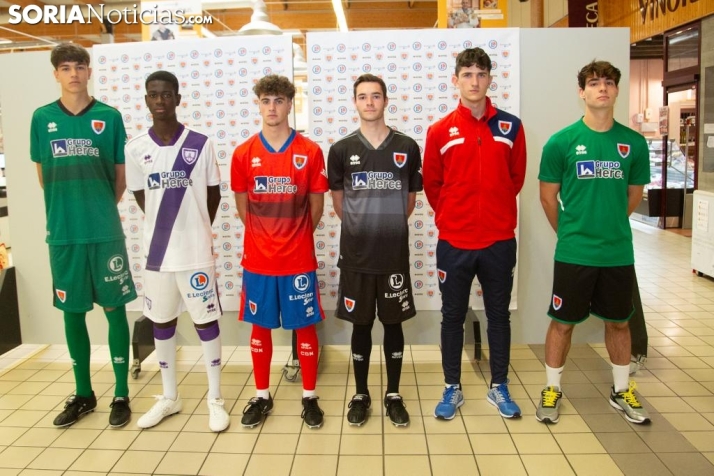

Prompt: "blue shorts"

[239,270,325,330]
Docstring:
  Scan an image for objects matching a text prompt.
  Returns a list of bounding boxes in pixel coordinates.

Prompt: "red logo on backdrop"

[157,62,163,68]
[251,57,258,64]
[111,85,118,91]
[229,79,235,86]
[428,290,435,297]
[329,251,337,258]
[229,99,236,106]
[401,95,408,101]
[181,82,187,88]
[401,53,408,59]
[376,53,383,60]
[427,73,434,80]
[502,51,510,58]
[327,117,334,124]
[326,55,333,61]
[350,54,357,60]
[428,114,434,121]
[180,61,186,67]
[230,120,236,126]
[502,71,510,79]
[111,65,117,72]
[204,80,211,87]
[427,250,434,257]
[330,291,337,297]
[329,231,336,238]
[134,84,141,90]
[135,104,142,110]
[204,60,210,66]
[330,270,337,277]
[276,56,283,63]
[402,74,408,80]
[206,121,212,127]
[205,101,212,107]
[344,298,355,312]
[326,76,333,83]
[327,96,334,103]
[228,59,234,65]
[181,102,188,108]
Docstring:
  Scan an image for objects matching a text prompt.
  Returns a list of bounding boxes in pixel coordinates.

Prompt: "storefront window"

[666,26,699,72]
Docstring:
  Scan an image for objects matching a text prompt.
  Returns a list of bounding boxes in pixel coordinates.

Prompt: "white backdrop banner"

[93,35,294,311]
[307,29,521,311]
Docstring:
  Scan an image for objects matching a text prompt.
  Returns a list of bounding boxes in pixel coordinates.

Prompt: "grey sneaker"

[535,386,562,424]
[609,382,651,424]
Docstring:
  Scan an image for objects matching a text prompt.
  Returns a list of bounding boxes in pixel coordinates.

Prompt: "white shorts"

[143,266,222,324]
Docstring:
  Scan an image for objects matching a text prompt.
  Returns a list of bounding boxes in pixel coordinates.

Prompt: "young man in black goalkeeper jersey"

[327,74,423,427]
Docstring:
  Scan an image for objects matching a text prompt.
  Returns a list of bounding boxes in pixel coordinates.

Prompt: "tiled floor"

[2,221,714,475]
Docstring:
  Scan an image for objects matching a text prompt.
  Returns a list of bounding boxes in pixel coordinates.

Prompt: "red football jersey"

[231,131,328,275]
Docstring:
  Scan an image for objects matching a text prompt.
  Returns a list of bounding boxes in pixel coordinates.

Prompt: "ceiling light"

[238,0,282,35]
[332,0,348,32]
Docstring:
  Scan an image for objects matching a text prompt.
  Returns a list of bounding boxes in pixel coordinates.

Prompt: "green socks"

[63,312,92,397]
[104,306,130,398]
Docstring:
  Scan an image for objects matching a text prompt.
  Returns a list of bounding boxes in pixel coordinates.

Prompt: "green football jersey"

[30,99,126,245]
[538,119,650,267]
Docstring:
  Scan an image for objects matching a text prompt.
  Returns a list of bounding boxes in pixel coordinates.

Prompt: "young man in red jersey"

[423,47,526,421]
[231,75,328,429]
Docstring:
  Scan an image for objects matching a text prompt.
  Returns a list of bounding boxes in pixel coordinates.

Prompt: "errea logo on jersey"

[448,127,459,137]
[251,157,261,167]
[50,139,99,158]
[47,122,57,133]
[349,155,360,165]
[253,176,298,194]
[575,145,587,155]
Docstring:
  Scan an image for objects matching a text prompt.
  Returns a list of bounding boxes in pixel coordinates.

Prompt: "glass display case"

[645,138,695,191]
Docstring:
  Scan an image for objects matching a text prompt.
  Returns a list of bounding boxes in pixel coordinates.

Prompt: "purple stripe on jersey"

[196,320,220,341]
[146,130,207,270]
[153,323,177,340]
[149,124,185,147]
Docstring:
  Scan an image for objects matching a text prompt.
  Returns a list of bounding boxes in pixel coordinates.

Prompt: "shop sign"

[639,0,700,24]
[568,1,598,27]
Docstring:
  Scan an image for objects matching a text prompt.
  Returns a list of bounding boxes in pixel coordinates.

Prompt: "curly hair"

[253,75,296,100]
[577,60,621,89]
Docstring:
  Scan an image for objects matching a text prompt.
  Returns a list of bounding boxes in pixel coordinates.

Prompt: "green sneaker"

[535,386,562,424]
[609,382,651,424]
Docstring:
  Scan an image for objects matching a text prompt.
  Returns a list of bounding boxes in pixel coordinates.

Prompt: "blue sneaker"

[486,381,521,418]
[434,385,464,420]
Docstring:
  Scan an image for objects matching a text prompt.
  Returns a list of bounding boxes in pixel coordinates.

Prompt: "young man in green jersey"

[537,60,651,425]
[30,43,136,428]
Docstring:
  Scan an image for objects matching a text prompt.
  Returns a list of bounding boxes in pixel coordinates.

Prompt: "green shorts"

[49,240,137,312]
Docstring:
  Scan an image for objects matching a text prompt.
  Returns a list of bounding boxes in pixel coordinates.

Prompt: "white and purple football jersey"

[126,125,220,272]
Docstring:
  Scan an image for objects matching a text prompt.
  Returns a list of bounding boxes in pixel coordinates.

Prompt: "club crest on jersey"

[617,143,630,159]
[393,152,407,168]
[182,148,198,165]
[552,294,563,310]
[293,154,307,170]
[249,300,258,315]
[91,120,105,134]
[498,121,512,135]
[344,297,356,312]
[437,269,447,283]
[56,289,67,303]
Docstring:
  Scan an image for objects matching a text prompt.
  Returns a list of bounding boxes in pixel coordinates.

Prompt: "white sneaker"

[137,395,182,429]
[208,398,230,432]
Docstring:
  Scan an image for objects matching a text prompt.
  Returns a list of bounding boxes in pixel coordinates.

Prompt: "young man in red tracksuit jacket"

[423,47,526,421]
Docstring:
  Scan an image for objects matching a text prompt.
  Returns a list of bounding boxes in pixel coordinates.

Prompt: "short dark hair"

[454,47,492,76]
[253,75,295,100]
[145,70,179,94]
[50,43,90,69]
[353,74,387,98]
[577,60,622,89]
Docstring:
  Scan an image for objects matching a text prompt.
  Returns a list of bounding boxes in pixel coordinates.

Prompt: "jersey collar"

[259,129,296,153]
[57,98,96,117]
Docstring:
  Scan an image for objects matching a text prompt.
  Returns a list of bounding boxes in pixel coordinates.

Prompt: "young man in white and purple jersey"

[125,71,229,432]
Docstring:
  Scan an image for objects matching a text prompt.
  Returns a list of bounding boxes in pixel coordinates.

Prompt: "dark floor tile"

[583,370,615,383]
[638,431,699,453]
[571,358,613,371]
[627,412,677,433]
[595,432,651,454]
[611,453,673,476]
[569,397,620,415]
[658,452,714,476]
[560,383,601,399]
[582,413,633,433]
